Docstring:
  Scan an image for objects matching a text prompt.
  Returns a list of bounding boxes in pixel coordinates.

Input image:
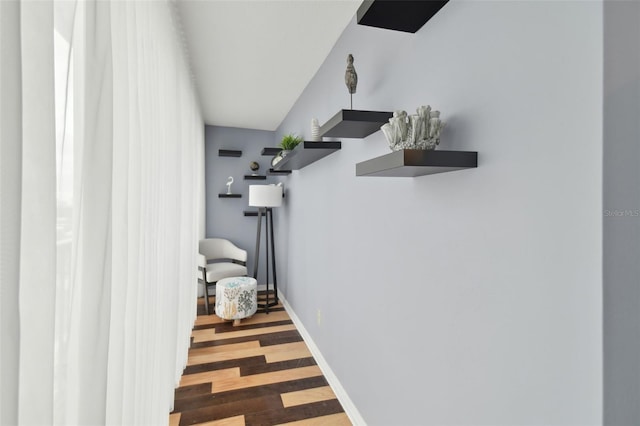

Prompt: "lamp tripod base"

[257,300,278,309]
[253,207,279,314]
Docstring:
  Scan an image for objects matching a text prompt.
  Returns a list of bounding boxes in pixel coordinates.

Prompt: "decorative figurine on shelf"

[345,54,358,109]
[310,118,321,141]
[226,176,234,194]
[249,161,260,175]
[381,105,446,151]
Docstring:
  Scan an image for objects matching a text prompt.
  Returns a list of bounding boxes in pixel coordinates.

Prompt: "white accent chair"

[198,238,248,315]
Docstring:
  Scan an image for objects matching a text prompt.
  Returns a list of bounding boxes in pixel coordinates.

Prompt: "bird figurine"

[226,176,234,194]
[344,54,358,109]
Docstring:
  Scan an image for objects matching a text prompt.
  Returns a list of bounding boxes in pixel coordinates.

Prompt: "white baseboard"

[279,295,366,426]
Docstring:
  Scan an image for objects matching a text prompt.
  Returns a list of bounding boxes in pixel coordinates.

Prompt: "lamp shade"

[249,185,283,208]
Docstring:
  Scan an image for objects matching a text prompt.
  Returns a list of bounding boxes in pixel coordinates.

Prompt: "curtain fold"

[18,1,57,424]
[1,1,24,425]
[0,0,204,424]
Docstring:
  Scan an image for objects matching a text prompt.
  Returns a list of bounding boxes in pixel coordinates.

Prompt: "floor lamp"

[249,185,283,314]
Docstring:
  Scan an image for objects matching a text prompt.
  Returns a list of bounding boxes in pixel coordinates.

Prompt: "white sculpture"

[310,118,321,141]
[226,176,234,194]
[381,105,446,151]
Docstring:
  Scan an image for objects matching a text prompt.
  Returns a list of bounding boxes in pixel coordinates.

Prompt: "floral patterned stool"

[215,276,257,326]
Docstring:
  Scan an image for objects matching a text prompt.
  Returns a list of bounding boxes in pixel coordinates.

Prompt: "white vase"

[310,118,321,141]
[271,153,283,166]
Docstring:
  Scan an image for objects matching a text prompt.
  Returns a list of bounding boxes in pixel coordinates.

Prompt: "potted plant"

[279,133,303,157]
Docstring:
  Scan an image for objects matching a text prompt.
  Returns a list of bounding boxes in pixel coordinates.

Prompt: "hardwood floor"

[170,295,352,426]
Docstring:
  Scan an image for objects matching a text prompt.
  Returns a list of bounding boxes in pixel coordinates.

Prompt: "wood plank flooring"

[170,295,351,426]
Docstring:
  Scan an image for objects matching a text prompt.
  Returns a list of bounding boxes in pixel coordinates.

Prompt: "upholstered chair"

[198,238,248,315]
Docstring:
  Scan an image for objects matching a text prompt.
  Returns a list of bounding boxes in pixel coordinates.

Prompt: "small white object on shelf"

[226,176,234,194]
[381,105,445,151]
[271,153,283,167]
[311,118,321,141]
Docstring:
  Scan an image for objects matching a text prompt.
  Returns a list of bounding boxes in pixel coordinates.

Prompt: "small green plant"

[279,133,303,151]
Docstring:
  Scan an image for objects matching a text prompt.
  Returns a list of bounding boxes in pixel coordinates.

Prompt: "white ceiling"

[177,0,361,131]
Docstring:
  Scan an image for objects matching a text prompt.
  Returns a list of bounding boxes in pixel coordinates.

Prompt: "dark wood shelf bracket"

[356,149,477,177]
[357,0,449,33]
[261,147,282,156]
[319,109,392,139]
[218,149,242,157]
[271,141,341,171]
[268,169,292,175]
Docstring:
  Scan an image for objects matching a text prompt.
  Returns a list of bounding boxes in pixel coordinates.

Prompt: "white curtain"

[0,0,205,424]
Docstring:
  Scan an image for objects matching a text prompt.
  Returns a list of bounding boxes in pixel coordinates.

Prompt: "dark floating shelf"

[356,150,477,177]
[218,193,242,198]
[268,169,292,175]
[243,204,288,217]
[357,0,449,33]
[244,175,267,180]
[271,141,341,171]
[261,147,281,156]
[218,149,242,157]
[319,109,392,139]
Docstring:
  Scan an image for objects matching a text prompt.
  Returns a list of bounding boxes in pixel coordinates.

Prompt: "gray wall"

[204,125,280,282]
[603,1,640,424]
[275,1,603,424]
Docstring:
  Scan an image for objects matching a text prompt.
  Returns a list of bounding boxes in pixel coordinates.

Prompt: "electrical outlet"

[316,309,322,326]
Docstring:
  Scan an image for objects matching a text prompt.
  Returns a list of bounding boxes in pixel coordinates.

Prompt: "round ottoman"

[215,276,257,325]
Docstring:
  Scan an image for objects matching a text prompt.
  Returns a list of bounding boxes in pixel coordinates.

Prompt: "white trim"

[279,295,367,426]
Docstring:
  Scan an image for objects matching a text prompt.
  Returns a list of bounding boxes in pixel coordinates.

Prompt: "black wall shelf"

[261,147,281,156]
[243,206,288,216]
[218,194,242,198]
[268,169,292,175]
[271,141,341,171]
[357,0,449,33]
[356,149,477,177]
[244,175,267,180]
[319,109,392,139]
[218,149,242,157]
